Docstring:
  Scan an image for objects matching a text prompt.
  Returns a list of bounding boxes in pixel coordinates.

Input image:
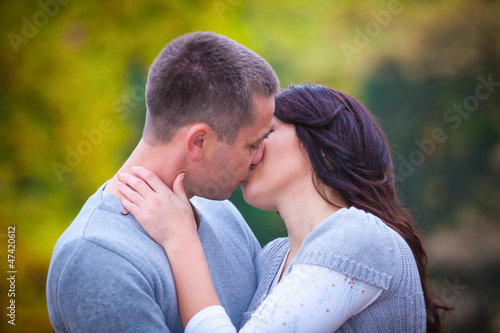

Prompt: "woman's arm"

[184,264,382,333]
[118,167,382,332]
[118,167,225,329]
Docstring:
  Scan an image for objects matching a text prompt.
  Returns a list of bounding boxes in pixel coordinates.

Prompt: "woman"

[118,84,450,332]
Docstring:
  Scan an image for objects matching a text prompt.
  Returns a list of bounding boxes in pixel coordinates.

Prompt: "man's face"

[196,94,275,200]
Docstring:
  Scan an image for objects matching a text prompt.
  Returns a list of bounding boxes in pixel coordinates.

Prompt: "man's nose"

[251,144,265,166]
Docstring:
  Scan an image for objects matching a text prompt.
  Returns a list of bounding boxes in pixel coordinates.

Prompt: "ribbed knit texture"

[241,206,426,332]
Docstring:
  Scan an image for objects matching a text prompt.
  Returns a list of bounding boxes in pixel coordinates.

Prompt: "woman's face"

[241,116,312,211]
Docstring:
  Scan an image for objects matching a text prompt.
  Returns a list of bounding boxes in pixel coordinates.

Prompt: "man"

[46,31,279,332]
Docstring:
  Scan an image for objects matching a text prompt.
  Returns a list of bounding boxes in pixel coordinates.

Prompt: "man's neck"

[104,138,184,200]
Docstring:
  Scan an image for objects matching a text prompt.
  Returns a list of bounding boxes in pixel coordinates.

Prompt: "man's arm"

[54,240,171,333]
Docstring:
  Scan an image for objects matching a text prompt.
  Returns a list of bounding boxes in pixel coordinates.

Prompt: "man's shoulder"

[50,193,166,275]
[47,198,174,333]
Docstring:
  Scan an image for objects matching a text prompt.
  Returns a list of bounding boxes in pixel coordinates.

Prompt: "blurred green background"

[1,0,499,331]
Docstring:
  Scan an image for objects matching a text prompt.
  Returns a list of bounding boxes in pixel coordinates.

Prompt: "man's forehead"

[241,95,274,141]
[251,115,273,140]
[238,124,267,143]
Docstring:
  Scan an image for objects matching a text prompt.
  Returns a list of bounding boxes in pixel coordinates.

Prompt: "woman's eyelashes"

[250,128,274,150]
[264,128,274,140]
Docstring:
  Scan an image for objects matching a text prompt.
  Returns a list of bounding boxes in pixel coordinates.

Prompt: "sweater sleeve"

[185,265,381,333]
[55,239,171,333]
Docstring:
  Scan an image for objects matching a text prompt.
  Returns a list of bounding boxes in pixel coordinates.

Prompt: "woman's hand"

[118,166,222,329]
[117,166,198,250]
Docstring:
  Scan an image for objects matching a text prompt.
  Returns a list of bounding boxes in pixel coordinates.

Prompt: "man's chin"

[241,172,255,188]
[199,188,236,201]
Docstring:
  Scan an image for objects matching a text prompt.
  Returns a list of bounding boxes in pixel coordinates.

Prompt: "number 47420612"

[8,226,16,269]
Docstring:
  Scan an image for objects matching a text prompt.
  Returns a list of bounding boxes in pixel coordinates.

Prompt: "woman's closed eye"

[250,128,274,150]
[262,128,274,141]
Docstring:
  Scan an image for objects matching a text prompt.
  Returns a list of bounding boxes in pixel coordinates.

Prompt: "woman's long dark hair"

[274,84,452,332]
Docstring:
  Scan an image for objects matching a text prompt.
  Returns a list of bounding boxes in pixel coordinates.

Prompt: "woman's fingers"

[172,173,187,200]
[116,168,198,249]
[119,172,154,200]
[120,195,142,218]
[117,180,147,208]
[131,166,170,194]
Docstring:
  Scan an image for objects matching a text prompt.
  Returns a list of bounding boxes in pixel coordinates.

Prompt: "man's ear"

[185,123,215,162]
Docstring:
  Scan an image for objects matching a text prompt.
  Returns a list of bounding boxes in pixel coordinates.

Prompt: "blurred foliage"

[0,0,499,332]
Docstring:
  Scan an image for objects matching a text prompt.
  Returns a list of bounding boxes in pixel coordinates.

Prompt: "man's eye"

[250,145,259,150]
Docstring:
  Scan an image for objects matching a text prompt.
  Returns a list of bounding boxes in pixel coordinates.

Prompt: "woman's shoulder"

[262,237,290,253]
[299,206,400,253]
[294,206,408,290]
[253,238,289,279]
[255,238,289,265]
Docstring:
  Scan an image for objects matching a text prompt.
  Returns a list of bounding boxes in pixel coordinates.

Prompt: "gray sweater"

[46,182,261,333]
[241,206,426,332]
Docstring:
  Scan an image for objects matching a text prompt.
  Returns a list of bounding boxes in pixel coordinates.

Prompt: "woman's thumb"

[172,173,187,199]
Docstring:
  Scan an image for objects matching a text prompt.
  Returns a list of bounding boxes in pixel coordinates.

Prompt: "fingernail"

[120,173,126,179]
[131,166,137,170]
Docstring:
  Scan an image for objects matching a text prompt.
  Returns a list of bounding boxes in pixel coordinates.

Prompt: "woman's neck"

[277,180,347,263]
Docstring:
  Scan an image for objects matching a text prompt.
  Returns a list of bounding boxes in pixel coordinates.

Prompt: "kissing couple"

[47,31,449,332]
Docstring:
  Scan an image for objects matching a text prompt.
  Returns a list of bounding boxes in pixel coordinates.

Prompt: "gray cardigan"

[242,206,426,332]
